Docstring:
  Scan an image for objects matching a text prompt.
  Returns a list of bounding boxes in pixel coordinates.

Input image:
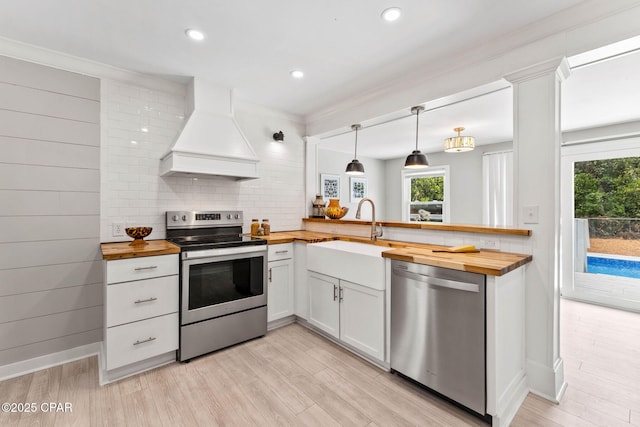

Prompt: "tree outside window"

[410,176,444,202]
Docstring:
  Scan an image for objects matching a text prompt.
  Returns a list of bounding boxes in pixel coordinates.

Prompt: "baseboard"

[492,374,529,427]
[98,351,177,385]
[527,357,566,403]
[267,315,296,331]
[0,341,101,382]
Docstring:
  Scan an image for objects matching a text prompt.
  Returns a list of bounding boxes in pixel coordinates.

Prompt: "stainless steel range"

[166,210,267,362]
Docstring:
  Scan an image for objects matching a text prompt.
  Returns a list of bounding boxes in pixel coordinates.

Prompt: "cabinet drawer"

[268,243,293,261]
[105,313,178,370]
[106,275,178,327]
[106,254,178,284]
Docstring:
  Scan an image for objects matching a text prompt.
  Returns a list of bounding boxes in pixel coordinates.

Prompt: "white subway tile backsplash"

[100,79,306,242]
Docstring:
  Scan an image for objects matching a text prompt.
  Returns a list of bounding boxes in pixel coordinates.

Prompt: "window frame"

[401,165,451,223]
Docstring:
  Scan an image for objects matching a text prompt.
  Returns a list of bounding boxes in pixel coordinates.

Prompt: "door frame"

[560,136,640,310]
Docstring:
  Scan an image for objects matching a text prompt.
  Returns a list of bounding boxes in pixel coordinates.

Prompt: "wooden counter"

[260,231,531,276]
[380,246,531,276]
[100,240,181,260]
[303,217,532,236]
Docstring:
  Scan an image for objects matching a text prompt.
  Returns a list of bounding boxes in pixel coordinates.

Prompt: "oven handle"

[182,245,267,260]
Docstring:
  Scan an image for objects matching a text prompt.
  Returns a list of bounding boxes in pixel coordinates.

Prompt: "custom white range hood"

[160,78,259,180]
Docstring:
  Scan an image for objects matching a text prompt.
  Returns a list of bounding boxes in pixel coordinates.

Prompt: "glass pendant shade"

[444,127,475,152]
[345,124,365,175]
[404,106,429,168]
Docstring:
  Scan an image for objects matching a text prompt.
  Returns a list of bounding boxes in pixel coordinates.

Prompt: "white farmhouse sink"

[306,240,387,290]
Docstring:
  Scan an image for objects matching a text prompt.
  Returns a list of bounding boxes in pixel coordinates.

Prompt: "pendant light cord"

[414,109,419,151]
[354,126,359,158]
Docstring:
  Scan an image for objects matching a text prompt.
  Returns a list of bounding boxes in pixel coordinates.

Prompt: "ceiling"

[1,1,639,159]
[319,39,640,159]
[0,0,584,118]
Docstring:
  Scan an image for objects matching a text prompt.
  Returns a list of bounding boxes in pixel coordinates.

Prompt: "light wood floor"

[511,298,640,427]
[1,299,639,426]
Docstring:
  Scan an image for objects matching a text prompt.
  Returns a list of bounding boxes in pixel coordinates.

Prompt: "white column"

[504,57,570,402]
[304,136,321,220]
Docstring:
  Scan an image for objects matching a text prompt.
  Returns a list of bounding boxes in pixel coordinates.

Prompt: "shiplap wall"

[0,56,101,366]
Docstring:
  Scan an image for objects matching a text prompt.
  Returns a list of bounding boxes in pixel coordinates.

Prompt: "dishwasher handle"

[392,267,479,293]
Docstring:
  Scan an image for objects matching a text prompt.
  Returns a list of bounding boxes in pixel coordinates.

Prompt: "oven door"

[181,245,267,325]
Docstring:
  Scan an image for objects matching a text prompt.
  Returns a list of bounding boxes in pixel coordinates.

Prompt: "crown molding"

[0,36,186,95]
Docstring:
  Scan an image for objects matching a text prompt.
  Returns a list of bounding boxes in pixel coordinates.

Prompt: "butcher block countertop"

[303,217,532,236]
[100,240,181,260]
[379,246,531,276]
[258,231,532,276]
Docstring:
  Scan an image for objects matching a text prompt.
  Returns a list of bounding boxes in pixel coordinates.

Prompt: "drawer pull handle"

[275,250,289,254]
[134,265,158,271]
[134,297,158,304]
[133,337,156,346]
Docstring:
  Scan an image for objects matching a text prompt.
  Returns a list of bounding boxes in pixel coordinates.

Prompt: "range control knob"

[182,215,187,221]
[227,214,232,219]
[234,214,240,219]
[172,215,179,221]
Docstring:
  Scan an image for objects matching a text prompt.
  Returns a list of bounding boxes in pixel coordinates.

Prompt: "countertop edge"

[100,240,181,260]
[261,231,532,276]
[302,217,532,236]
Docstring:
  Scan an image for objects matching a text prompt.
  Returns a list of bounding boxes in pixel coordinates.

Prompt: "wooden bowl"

[125,226,152,245]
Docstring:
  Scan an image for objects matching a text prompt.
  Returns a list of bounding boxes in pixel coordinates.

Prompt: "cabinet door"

[267,259,294,322]
[340,279,385,361]
[307,271,340,339]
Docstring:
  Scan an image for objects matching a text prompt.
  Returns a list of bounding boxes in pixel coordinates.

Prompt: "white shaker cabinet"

[267,243,294,322]
[306,241,387,364]
[307,271,385,362]
[308,271,340,337]
[339,279,385,361]
[102,253,179,382]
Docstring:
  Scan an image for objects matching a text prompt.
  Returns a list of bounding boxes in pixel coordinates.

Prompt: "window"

[402,166,450,222]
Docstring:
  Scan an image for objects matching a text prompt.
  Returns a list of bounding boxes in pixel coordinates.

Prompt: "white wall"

[384,141,514,223]
[317,148,386,220]
[0,56,102,366]
[100,80,306,242]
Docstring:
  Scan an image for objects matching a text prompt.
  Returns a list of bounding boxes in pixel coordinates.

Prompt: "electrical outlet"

[482,239,500,250]
[112,222,125,237]
[523,206,539,224]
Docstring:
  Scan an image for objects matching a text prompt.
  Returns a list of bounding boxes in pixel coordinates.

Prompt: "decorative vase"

[325,199,349,219]
[312,194,326,218]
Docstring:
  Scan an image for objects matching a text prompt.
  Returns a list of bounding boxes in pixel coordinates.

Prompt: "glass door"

[561,138,640,312]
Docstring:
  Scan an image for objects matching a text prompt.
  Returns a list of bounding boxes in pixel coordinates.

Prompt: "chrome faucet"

[355,198,383,241]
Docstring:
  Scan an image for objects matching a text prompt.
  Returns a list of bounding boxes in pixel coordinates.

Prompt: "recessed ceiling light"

[381,7,402,22]
[290,70,304,79]
[185,29,205,41]
[141,127,149,133]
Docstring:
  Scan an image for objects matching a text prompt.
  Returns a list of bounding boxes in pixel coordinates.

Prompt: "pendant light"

[404,106,429,168]
[444,127,475,152]
[345,124,365,175]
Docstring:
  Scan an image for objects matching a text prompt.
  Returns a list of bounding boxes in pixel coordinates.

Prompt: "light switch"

[523,206,539,224]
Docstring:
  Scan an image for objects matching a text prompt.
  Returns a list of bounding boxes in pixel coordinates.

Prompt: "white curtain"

[482,150,514,226]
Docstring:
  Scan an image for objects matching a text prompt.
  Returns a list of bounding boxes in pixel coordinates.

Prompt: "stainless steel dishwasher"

[390,259,486,416]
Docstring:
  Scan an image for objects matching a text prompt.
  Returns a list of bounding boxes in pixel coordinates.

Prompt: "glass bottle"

[251,218,260,236]
[261,219,270,236]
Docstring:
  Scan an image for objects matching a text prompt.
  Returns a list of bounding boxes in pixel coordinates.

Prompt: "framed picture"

[350,177,367,203]
[320,174,340,199]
